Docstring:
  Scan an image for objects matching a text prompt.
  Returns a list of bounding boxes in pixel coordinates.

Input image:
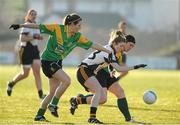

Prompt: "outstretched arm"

[21,23,39,29]
[91,43,111,54]
[111,63,147,72]
[111,63,133,72]
[9,24,39,30]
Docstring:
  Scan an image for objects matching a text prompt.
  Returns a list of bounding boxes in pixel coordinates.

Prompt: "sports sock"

[50,96,59,106]
[77,94,93,104]
[85,94,94,98]
[81,97,87,104]
[90,107,97,118]
[36,108,46,116]
[38,90,43,98]
[8,81,15,88]
[117,98,131,121]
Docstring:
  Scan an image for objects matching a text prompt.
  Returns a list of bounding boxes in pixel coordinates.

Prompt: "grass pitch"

[0,65,180,124]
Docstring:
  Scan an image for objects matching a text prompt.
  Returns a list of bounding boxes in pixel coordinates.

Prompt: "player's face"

[119,24,126,32]
[29,11,37,21]
[121,24,126,30]
[71,21,82,33]
[113,42,126,53]
[124,42,135,52]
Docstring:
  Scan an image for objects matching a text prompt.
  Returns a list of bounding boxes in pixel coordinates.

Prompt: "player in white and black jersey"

[75,35,141,123]
[70,31,146,124]
[7,9,46,99]
[79,44,116,74]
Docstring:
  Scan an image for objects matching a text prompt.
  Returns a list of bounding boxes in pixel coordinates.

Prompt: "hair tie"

[67,15,70,18]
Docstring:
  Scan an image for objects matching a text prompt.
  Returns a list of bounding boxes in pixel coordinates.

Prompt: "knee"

[94,88,107,104]
[95,85,102,93]
[64,76,71,86]
[99,96,107,104]
[47,92,54,97]
[21,71,29,78]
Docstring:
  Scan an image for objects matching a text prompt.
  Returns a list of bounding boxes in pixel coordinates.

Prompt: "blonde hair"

[109,30,126,45]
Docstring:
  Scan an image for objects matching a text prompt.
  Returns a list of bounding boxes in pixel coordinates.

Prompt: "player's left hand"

[134,64,147,69]
[9,24,20,30]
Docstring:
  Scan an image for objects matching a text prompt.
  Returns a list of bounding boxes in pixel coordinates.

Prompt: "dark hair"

[109,30,126,45]
[125,35,136,44]
[63,13,82,25]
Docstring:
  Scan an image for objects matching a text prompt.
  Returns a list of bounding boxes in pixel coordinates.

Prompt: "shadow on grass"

[101,104,180,113]
[58,122,151,125]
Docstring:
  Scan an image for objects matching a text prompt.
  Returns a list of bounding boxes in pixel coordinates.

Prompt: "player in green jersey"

[10,13,112,121]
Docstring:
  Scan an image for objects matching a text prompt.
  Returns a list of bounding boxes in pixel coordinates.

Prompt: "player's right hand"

[9,24,20,30]
[33,34,43,40]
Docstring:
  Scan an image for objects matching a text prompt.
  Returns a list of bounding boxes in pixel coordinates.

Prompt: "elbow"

[116,68,128,72]
[91,43,95,49]
[115,68,123,72]
[122,71,129,75]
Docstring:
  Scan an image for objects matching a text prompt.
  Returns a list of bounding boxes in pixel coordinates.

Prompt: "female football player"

[10,13,112,121]
[70,31,146,123]
[118,21,127,35]
[7,9,46,99]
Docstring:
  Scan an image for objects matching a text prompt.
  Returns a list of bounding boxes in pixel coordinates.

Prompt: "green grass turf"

[0,65,180,124]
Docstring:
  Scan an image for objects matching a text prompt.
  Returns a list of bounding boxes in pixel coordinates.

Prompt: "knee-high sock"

[78,94,93,104]
[117,98,131,121]
[90,107,97,118]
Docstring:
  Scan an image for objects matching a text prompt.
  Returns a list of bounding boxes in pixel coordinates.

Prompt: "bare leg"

[79,88,107,104]
[12,66,30,84]
[41,78,59,109]
[34,77,60,120]
[32,59,45,98]
[32,59,42,91]
[83,76,104,123]
[84,76,103,107]
[7,66,30,96]
[53,69,71,98]
[45,69,71,118]
[108,82,125,99]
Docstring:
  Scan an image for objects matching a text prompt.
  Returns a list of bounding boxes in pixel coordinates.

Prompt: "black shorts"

[96,69,119,89]
[19,42,40,65]
[41,60,62,78]
[76,66,95,92]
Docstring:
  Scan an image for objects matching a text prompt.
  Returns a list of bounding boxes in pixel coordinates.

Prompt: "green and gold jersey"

[116,52,125,65]
[39,24,93,61]
[103,51,125,73]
